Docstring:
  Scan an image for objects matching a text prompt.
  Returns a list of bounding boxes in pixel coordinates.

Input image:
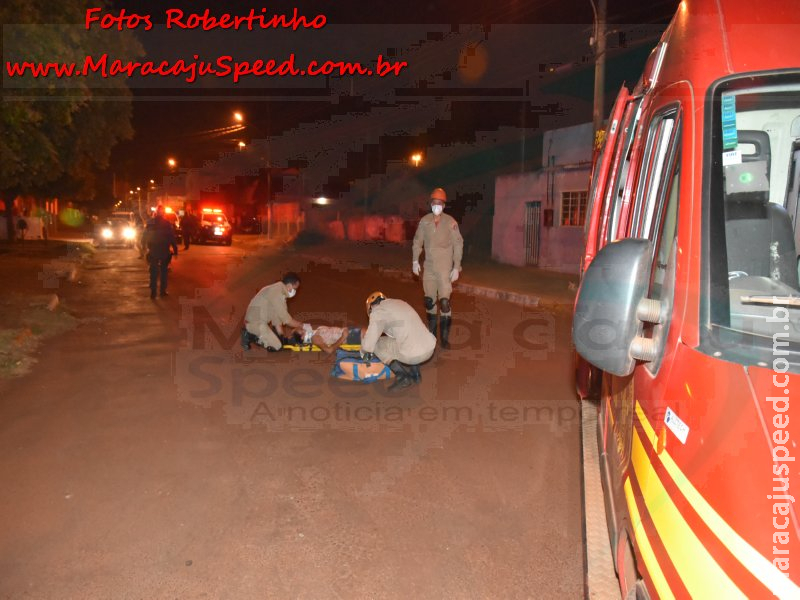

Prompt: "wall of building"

[492,171,544,267]
[542,123,593,168]
[537,168,591,273]
[538,226,585,272]
[492,123,593,273]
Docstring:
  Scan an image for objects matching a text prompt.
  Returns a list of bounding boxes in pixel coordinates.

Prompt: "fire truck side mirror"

[572,238,653,377]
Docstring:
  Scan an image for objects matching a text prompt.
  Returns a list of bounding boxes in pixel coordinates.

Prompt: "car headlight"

[214,227,224,235]
[122,227,135,240]
[101,228,113,239]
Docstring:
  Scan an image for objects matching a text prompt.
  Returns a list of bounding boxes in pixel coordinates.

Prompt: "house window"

[561,190,587,226]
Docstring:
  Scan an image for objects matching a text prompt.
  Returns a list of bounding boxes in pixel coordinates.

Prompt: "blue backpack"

[331,349,392,382]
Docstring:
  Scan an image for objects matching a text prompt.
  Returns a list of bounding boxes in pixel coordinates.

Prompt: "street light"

[411,152,423,167]
[233,111,244,123]
[238,141,246,150]
[167,157,177,168]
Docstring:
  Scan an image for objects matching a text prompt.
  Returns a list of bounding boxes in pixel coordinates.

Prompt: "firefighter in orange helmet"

[361,292,435,390]
[411,187,464,349]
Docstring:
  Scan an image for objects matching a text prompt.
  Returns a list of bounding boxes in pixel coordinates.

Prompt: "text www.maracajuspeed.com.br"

[5,53,409,84]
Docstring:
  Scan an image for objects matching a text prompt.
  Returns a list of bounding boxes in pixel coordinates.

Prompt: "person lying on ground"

[308,325,357,354]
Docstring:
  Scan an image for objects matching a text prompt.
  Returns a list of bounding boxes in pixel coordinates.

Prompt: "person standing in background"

[142,205,178,299]
[412,187,464,349]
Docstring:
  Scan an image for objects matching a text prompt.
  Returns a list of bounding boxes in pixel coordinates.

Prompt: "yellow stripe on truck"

[634,402,800,599]
[631,428,746,598]
[624,477,676,600]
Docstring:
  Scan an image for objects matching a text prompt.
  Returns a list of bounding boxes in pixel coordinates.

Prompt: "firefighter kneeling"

[361,292,436,391]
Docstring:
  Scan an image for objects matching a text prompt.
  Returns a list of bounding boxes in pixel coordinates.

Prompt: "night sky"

[106,0,679,190]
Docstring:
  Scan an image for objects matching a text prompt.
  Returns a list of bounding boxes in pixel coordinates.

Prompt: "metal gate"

[524,201,541,266]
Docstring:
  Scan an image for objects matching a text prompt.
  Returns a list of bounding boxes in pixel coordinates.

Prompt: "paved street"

[0,239,583,598]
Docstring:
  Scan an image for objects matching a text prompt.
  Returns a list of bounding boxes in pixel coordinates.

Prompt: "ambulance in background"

[194,207,233,246]
[573,0,800,596]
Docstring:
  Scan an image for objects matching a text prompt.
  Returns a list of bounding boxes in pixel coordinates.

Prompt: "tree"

[1,0,143,238]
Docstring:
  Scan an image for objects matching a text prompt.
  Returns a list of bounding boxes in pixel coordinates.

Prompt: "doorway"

[524,201,541,266]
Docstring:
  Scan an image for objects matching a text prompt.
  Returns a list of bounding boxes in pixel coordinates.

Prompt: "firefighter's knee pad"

[424,296,435,311]
[439,298,451,314]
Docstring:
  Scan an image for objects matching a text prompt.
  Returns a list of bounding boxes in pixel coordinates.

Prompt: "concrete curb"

[455,283,540,307]
[581,400,622,599]
[296,252,553,308]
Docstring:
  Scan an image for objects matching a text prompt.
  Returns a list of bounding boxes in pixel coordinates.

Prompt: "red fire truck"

[574,0,800,597]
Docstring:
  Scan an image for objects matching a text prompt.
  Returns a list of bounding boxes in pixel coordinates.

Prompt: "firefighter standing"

[361,292,436,390]
[412,187,464,349]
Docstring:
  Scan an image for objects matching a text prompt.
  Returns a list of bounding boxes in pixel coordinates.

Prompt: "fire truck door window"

[588,86,632,253]
[607,99,644,243]
[651,160,681,302]
[645,156,681,376]
[786,146,800,261]
[636,113,677,239]
[631,119,661,235]
[596,116,630,248]
[703,79,800,372]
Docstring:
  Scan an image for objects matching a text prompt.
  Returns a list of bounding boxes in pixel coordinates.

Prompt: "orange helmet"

[430,187,447,203]
[366,291,386,314]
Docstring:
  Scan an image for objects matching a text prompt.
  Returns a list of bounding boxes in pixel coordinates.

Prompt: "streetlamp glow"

[233,111,244,123]
[411,152,423,167]
[167,158,177,168]
[238,141,246,149]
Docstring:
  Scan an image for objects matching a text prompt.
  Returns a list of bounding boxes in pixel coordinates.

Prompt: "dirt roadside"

[0,240,92,378]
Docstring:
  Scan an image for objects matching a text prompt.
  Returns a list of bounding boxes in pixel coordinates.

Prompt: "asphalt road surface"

[0,238,583,599]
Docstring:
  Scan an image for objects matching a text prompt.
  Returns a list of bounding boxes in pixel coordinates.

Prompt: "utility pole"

[592,0,608,139]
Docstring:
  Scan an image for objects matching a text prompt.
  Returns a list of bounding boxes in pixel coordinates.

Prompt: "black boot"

[439,316,452,350]
[427,313,437,338]
[408,364,421,383]
[241,327,252,350]
[387,361,413,390]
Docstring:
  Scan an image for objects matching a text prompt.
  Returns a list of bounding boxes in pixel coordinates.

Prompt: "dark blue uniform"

[181,212,197,250]
[143,215,178,298]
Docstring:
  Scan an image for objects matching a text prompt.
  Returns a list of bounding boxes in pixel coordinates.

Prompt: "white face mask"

[431,204,443,216]
[287,287,296,298]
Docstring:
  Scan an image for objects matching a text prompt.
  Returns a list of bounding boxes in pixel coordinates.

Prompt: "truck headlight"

[101,228,113,239]
[122,227,136,240]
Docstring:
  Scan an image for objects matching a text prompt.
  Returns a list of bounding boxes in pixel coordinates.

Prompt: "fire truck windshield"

[704,75,800,371]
